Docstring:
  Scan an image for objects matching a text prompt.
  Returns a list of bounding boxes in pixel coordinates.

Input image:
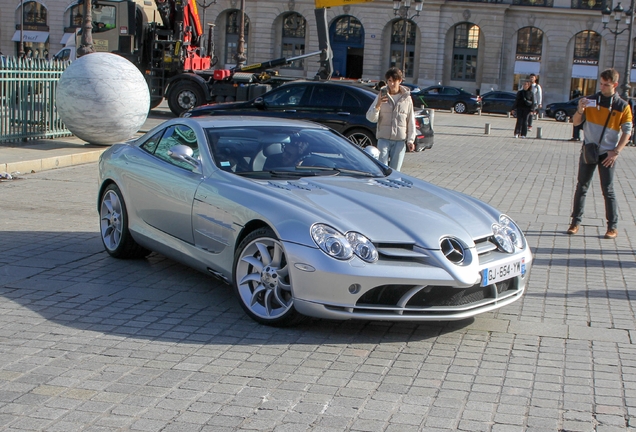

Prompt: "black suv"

[183,81,433,150]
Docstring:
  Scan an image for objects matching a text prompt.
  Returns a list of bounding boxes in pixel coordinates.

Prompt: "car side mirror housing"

[168,145,202,173]
[254,97,264,106]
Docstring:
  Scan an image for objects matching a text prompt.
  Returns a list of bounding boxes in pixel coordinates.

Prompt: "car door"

[125,124,204,244]
[416,86,443,109]
[258,84,310,121]
[441,87,460,109]
[302,85,349,133]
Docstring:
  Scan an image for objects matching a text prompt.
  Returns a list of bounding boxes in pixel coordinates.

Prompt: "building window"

[451,23,479,81]
[23,1,47,26]
[571,0,605,10]
[333,16,363,44]
[512,0,554,6]
[69,3,84,28]
[390,19,416,78]
[574,30,601,63]
[281,13,306,69]
[516,27,543,57]
[225,10,250,65]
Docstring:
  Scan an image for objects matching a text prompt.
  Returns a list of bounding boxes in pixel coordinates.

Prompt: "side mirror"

[168,145,202,173]
[253,97,264,106]
[364,145,380,160]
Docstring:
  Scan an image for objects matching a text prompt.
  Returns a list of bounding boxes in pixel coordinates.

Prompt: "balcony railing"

[512,0,554,6]
[571,0,606,9]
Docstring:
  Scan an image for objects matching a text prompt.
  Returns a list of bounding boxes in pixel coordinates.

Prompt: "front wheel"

[167,82,206,116]
[554,109,568,122]
[99,184,150,259]
[233,228,305,326]
[345,128,376,148]
[454,102,467,114]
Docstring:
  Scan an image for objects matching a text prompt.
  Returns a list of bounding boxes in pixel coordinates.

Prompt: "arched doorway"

[329,15,364,79]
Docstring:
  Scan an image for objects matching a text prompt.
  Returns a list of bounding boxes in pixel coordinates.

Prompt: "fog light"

[348,284,361,294]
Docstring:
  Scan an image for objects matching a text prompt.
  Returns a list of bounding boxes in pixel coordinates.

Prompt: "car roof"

[174,115,331,130]
[281,79,378,96]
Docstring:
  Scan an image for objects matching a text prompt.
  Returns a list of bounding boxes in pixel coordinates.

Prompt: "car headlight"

[311,224,353,260]
[346,232,378,263]
[492,214,525,254]
[311,224,378,262]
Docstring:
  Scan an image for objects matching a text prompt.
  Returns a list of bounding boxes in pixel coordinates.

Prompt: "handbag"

[581,95,613,165]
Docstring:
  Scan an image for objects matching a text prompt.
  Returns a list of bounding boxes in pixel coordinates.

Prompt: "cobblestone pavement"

[1,112,636,431]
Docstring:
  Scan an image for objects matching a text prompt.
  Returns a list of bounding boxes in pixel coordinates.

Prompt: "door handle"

[284,110,297,113]
[337,112,351,116]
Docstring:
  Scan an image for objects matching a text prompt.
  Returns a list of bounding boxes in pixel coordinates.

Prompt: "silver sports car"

[98,117,532,326]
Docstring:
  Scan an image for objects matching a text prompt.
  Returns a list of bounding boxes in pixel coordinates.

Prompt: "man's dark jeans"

[571,152,617,229]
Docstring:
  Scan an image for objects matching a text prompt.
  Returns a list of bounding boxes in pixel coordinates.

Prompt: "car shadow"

[0,231,475,346]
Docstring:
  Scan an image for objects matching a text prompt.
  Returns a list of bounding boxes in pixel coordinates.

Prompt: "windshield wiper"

[296,166,377,177]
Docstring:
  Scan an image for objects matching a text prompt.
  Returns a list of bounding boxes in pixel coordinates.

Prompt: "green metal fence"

[0,57,71,142]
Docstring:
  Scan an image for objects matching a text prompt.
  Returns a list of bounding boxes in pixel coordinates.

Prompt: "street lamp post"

[236,0,246,69]
[602,2,631,68]
[19,0,25,58]
[621,0,635,99]
[393,0,422,75]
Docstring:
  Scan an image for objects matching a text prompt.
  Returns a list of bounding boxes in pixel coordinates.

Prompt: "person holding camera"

[567,68,633,239]
[366,67,416,171]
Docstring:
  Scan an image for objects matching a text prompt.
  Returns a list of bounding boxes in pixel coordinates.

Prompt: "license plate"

[480,257,526,287]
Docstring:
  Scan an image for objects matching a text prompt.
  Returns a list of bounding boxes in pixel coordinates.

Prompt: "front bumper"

[283,241,532,321]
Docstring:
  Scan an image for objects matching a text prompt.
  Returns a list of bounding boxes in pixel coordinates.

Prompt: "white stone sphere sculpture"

[56,52,150,145]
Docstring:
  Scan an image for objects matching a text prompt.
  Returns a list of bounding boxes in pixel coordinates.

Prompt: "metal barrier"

[0,57,71,142]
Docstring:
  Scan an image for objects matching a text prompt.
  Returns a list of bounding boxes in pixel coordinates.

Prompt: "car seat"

[252,142,283,171]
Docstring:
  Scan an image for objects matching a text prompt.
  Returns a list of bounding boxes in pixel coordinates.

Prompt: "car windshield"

[205,126,387,179]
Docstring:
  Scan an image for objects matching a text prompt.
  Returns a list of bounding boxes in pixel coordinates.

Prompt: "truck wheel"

[168,82,205,116]
[149,97,163,110]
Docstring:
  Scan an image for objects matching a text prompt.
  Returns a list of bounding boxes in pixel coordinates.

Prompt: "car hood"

[190,100,253,115]
[252,174,499,249]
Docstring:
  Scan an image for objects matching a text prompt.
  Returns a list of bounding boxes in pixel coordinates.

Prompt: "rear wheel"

[554,109,568,122]
[233,228,305,326]
[345,128,376,148]
[454,102,467,113]
[168,82,206,116]
[99,184,150,259]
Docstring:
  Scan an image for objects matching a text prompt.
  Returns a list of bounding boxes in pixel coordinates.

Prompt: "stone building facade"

[1,0,634,105]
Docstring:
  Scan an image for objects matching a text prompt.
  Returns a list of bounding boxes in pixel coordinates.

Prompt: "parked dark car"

[412,85,481,114]
[183,80,434,150]
[480,91,517,115]
[545,97,583,122]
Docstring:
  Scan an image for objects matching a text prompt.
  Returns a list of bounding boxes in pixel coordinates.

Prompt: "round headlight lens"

[492,223,514,253]
[346,232,378,263]
[500,214,525,249]
[311,224,353,260]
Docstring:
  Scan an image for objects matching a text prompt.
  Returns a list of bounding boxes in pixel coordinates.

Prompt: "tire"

[99,184,150,259]
[454,102,467,114]
[233,228,305,326]
[149,97,163,110]
[167,82,206,116]
[345,128,376,148]
[554,109,568,122]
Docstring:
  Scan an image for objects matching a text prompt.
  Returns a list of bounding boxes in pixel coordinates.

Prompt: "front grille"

[356,278,517,308]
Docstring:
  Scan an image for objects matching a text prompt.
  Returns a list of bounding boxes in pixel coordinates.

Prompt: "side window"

[342,91,361,108]
[154,125,199,171]
[426,88,439,95]
[140,130,164,154]
[442,88,459,96]
[263,85,308,106]
[309,86,344,107]
[92,5,117,33]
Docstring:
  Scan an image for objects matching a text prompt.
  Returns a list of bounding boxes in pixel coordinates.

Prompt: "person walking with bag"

[567,68,633,239]
[366,67,416,171]
[512,80,534,138]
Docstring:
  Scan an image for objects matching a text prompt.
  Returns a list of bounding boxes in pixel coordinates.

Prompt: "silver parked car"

[98,117,532,326]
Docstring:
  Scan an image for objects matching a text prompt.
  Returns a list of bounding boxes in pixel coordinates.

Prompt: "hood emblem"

[441,237,465,264]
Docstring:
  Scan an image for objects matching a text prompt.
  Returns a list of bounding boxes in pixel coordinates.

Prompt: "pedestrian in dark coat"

[512,80,534,138]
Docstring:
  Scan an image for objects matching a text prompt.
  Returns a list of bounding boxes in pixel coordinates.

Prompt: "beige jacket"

[366,85,416,144]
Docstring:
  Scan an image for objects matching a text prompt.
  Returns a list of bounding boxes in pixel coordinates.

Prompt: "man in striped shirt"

[567,68,633,239]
